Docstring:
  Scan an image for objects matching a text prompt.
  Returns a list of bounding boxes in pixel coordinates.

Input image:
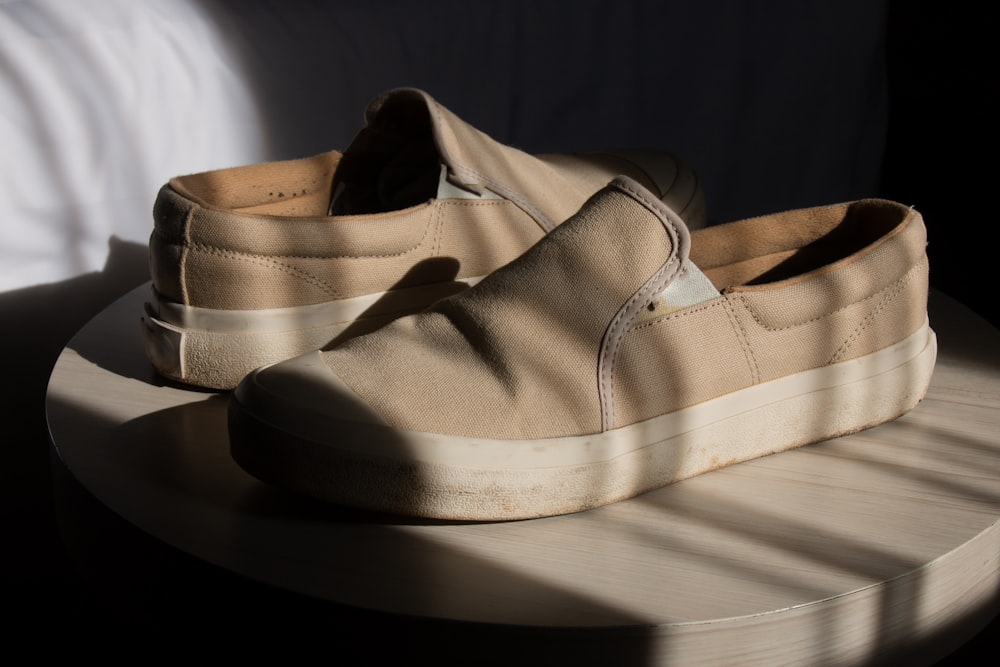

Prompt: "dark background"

[2,0,996,661]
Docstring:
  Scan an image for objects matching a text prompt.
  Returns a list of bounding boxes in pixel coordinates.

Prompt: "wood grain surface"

[45,285,1000,665]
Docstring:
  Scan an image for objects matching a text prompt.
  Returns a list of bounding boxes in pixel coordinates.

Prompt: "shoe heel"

[141,303,333,391]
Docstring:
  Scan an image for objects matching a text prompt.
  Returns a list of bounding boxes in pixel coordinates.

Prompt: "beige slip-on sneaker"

[142,87,707,390]
[228,176,936,521]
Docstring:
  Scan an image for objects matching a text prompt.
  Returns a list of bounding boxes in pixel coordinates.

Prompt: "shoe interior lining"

[328,95,442,216]
[170,151,341,217]
[695,200,909,290]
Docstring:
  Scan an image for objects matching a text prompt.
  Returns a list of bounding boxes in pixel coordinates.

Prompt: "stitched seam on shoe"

[431,200,445,256]
[179,205,194,304]
[453,166,555,232]
[723,295,761,384]
[429,199,509,256]
[442,200,510,210]
[601,257,679,431]
[186,244,344,299]
[828,260,923,364]
[626,297,761,385]
[735,267,917,332]
[624,297,762,393]
[628,297,724,331]
[428,102,556,234]
[600,180,686,432]
[186,211,436,261]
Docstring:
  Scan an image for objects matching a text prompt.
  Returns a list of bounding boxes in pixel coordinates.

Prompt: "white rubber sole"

[229,322,938,521]
[141,278,477,390]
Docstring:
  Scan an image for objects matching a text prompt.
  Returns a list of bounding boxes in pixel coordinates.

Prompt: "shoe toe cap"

[232,350,389,440]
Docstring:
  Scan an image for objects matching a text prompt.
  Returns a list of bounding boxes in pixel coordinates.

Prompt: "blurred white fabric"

[1,0,889,294]
[1,0,264,291]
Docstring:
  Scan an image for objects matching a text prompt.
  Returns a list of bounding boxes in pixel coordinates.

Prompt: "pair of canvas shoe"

[143,87,937,522]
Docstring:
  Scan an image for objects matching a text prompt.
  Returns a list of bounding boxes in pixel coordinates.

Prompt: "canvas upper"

[143,88,707,390]
[228,176,936,521]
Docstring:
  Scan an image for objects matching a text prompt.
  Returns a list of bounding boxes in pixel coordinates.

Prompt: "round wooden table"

[45,284,1000,665]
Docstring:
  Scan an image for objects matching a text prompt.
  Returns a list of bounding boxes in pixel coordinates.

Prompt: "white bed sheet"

[1,0,266,291]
